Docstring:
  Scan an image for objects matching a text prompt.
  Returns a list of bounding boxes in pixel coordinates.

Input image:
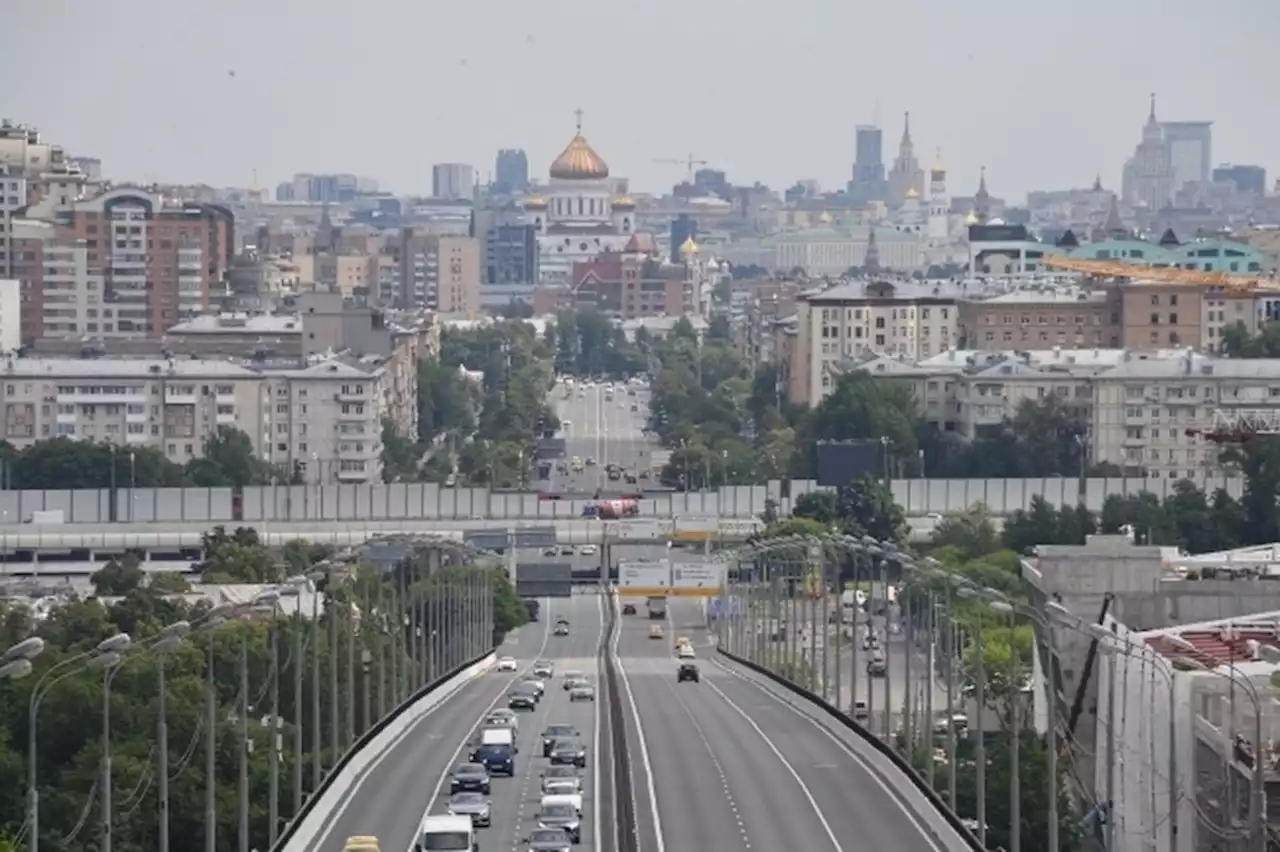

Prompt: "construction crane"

[1041,254,1279,295]
[653,153,710,183]
[1185,408,1280,446]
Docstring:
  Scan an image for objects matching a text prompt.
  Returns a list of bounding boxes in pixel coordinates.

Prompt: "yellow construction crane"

[1041,254,1280,294]
[654,153,710,183]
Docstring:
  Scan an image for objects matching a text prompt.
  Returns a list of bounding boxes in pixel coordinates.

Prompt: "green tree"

[90,555,146,596]
[417,358,476,443]
[929,504,1001,560]
[184,426,277,487]
[380,418,422,482]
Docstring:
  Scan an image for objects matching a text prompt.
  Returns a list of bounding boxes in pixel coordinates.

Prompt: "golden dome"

[679,235,698,254]
[612,195,635,207]
[964,210,979,225]
[522,195,547,208]
[549,133,609,180]
[931,149,946,173]
[905,187,920,200]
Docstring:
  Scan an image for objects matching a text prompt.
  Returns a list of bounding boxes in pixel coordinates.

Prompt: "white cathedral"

[521,116,637,286]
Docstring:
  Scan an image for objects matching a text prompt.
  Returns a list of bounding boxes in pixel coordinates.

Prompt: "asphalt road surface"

[616,598,971,852]
[301,594,606,852]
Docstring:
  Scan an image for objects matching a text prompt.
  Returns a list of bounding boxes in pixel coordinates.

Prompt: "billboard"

[516,561,573,599]
[815,440,884,487]
[670,561,725,597]
[614,518,664,541]
[616,560,671,597]
[673,514,718,541]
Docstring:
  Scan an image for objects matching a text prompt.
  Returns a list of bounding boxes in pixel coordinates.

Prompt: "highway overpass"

[0,516,972,574]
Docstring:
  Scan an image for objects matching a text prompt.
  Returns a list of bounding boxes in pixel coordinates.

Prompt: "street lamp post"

[26,633,127,852]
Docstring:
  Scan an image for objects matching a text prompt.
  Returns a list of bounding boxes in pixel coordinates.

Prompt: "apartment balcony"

[125,411,147,424]
[124,431,150,445]
[55,412,76,425]
[336,465,371,482]
[336,408,370,423]
[56,390,145,405]
[1121,434,1148,448]
[216,411,237,425]
[165,392,197,406]
[334,390,367,403]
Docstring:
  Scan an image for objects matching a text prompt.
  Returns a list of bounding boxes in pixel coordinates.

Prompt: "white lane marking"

[660,654,753,850]
[401,599,555,852]
[592,590,603,852]
[612,594,666,852]
[308,603,550,851]
[699,673,843,852]
[706,657,953,852]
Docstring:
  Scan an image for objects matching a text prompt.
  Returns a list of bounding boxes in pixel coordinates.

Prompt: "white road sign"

[670,561,725,597]
[674,514,719,541]
[617,560,672,596]
[615,518,663,541]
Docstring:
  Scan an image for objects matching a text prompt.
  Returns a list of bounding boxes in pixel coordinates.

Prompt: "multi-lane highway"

[297,594,606,852]
[615,598,973,852]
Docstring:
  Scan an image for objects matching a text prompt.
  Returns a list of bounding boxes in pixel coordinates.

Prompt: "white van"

[416,814,476,851]
[481,727,514,748]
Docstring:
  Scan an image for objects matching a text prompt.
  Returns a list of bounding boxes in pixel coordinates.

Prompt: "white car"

[677,645,696,659]
[578,545,596,556]
[541,792,583,816]
[497,657,517,672]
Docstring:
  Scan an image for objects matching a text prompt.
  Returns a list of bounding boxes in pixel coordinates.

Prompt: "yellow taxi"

[649,624,664,639]
[343,836,381,852]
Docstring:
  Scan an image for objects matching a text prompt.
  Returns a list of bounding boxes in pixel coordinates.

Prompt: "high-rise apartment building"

[483,224,540,307]
[849,125,885,202]
[9,186,233,343]
[396,230,481,314]
[432,163,475,201]
[494,149,530,194]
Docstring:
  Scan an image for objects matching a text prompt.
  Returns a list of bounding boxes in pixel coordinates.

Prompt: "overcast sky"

[3,0,1276,202]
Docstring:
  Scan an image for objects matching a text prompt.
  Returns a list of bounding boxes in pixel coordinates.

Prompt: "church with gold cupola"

[521,113,637,285]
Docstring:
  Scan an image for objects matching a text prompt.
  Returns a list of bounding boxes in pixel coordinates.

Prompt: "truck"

[646,596,667,620]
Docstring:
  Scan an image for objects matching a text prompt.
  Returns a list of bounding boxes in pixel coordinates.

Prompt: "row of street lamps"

[0,541,496,852]
[719,532,1273,852]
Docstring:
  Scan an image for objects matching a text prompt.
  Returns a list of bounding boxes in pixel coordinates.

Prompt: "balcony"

[164,391,197,406]
[336,466,370,482]
[336,407,369,423]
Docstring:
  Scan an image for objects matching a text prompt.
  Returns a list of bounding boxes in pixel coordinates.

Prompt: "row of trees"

[0,427,287,492]
[0,532,526,851]
[384,320,561,487]
[548,308,647,378]
[642,320,1109,489]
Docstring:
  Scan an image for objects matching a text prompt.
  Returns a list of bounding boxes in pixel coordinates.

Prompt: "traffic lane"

[617,647,747,852]
[425,594,604,852]
[706,653,973,852]
[306,601,555,852]
[831,632,951,722]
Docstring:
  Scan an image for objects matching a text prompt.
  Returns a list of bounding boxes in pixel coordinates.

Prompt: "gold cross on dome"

[574,108,584,133]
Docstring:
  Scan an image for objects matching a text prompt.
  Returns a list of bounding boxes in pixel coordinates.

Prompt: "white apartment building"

[844,347,1261,479]
[787,279,963,406]
[0,354,392,483]
[0,279,19,352]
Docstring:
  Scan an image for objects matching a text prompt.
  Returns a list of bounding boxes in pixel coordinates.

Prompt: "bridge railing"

[0,475,1243,525]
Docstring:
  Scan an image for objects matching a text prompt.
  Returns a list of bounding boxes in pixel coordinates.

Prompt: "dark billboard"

[815,440,884,487]
[516,561,573,598]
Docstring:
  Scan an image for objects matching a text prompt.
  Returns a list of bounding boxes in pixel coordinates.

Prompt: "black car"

[621,604,636,615]
[548,738,587,768]
[541,724,579,757]
[509,688,538,711]
[450,762,491,794]
[473,743,516,776]
[537,802,582,844]
[677,663,700,683]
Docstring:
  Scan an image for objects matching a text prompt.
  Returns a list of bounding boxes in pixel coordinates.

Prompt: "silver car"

[541,766,582,795]
[569,684,595,703]
[448,791,492,827]
[527,828,572,852]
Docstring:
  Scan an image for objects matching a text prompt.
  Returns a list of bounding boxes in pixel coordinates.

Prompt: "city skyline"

[2,0,1275,200]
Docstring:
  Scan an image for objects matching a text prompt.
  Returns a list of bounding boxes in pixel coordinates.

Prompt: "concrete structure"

[396,231,482,314]
[0,278,19,352]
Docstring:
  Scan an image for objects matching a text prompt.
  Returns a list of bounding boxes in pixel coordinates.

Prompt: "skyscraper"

[849,125,885,202]
[432,163,474,200]
[1161,121,1213,190]
[494,149,529,194]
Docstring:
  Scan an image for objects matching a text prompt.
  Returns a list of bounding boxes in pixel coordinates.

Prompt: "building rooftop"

[169,314,303,334]
[1143,619,1280,671]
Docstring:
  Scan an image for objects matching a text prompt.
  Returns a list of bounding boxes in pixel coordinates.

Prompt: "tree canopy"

[549,308,646,378]
[0,427,289,491]
[0,531,516,851]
